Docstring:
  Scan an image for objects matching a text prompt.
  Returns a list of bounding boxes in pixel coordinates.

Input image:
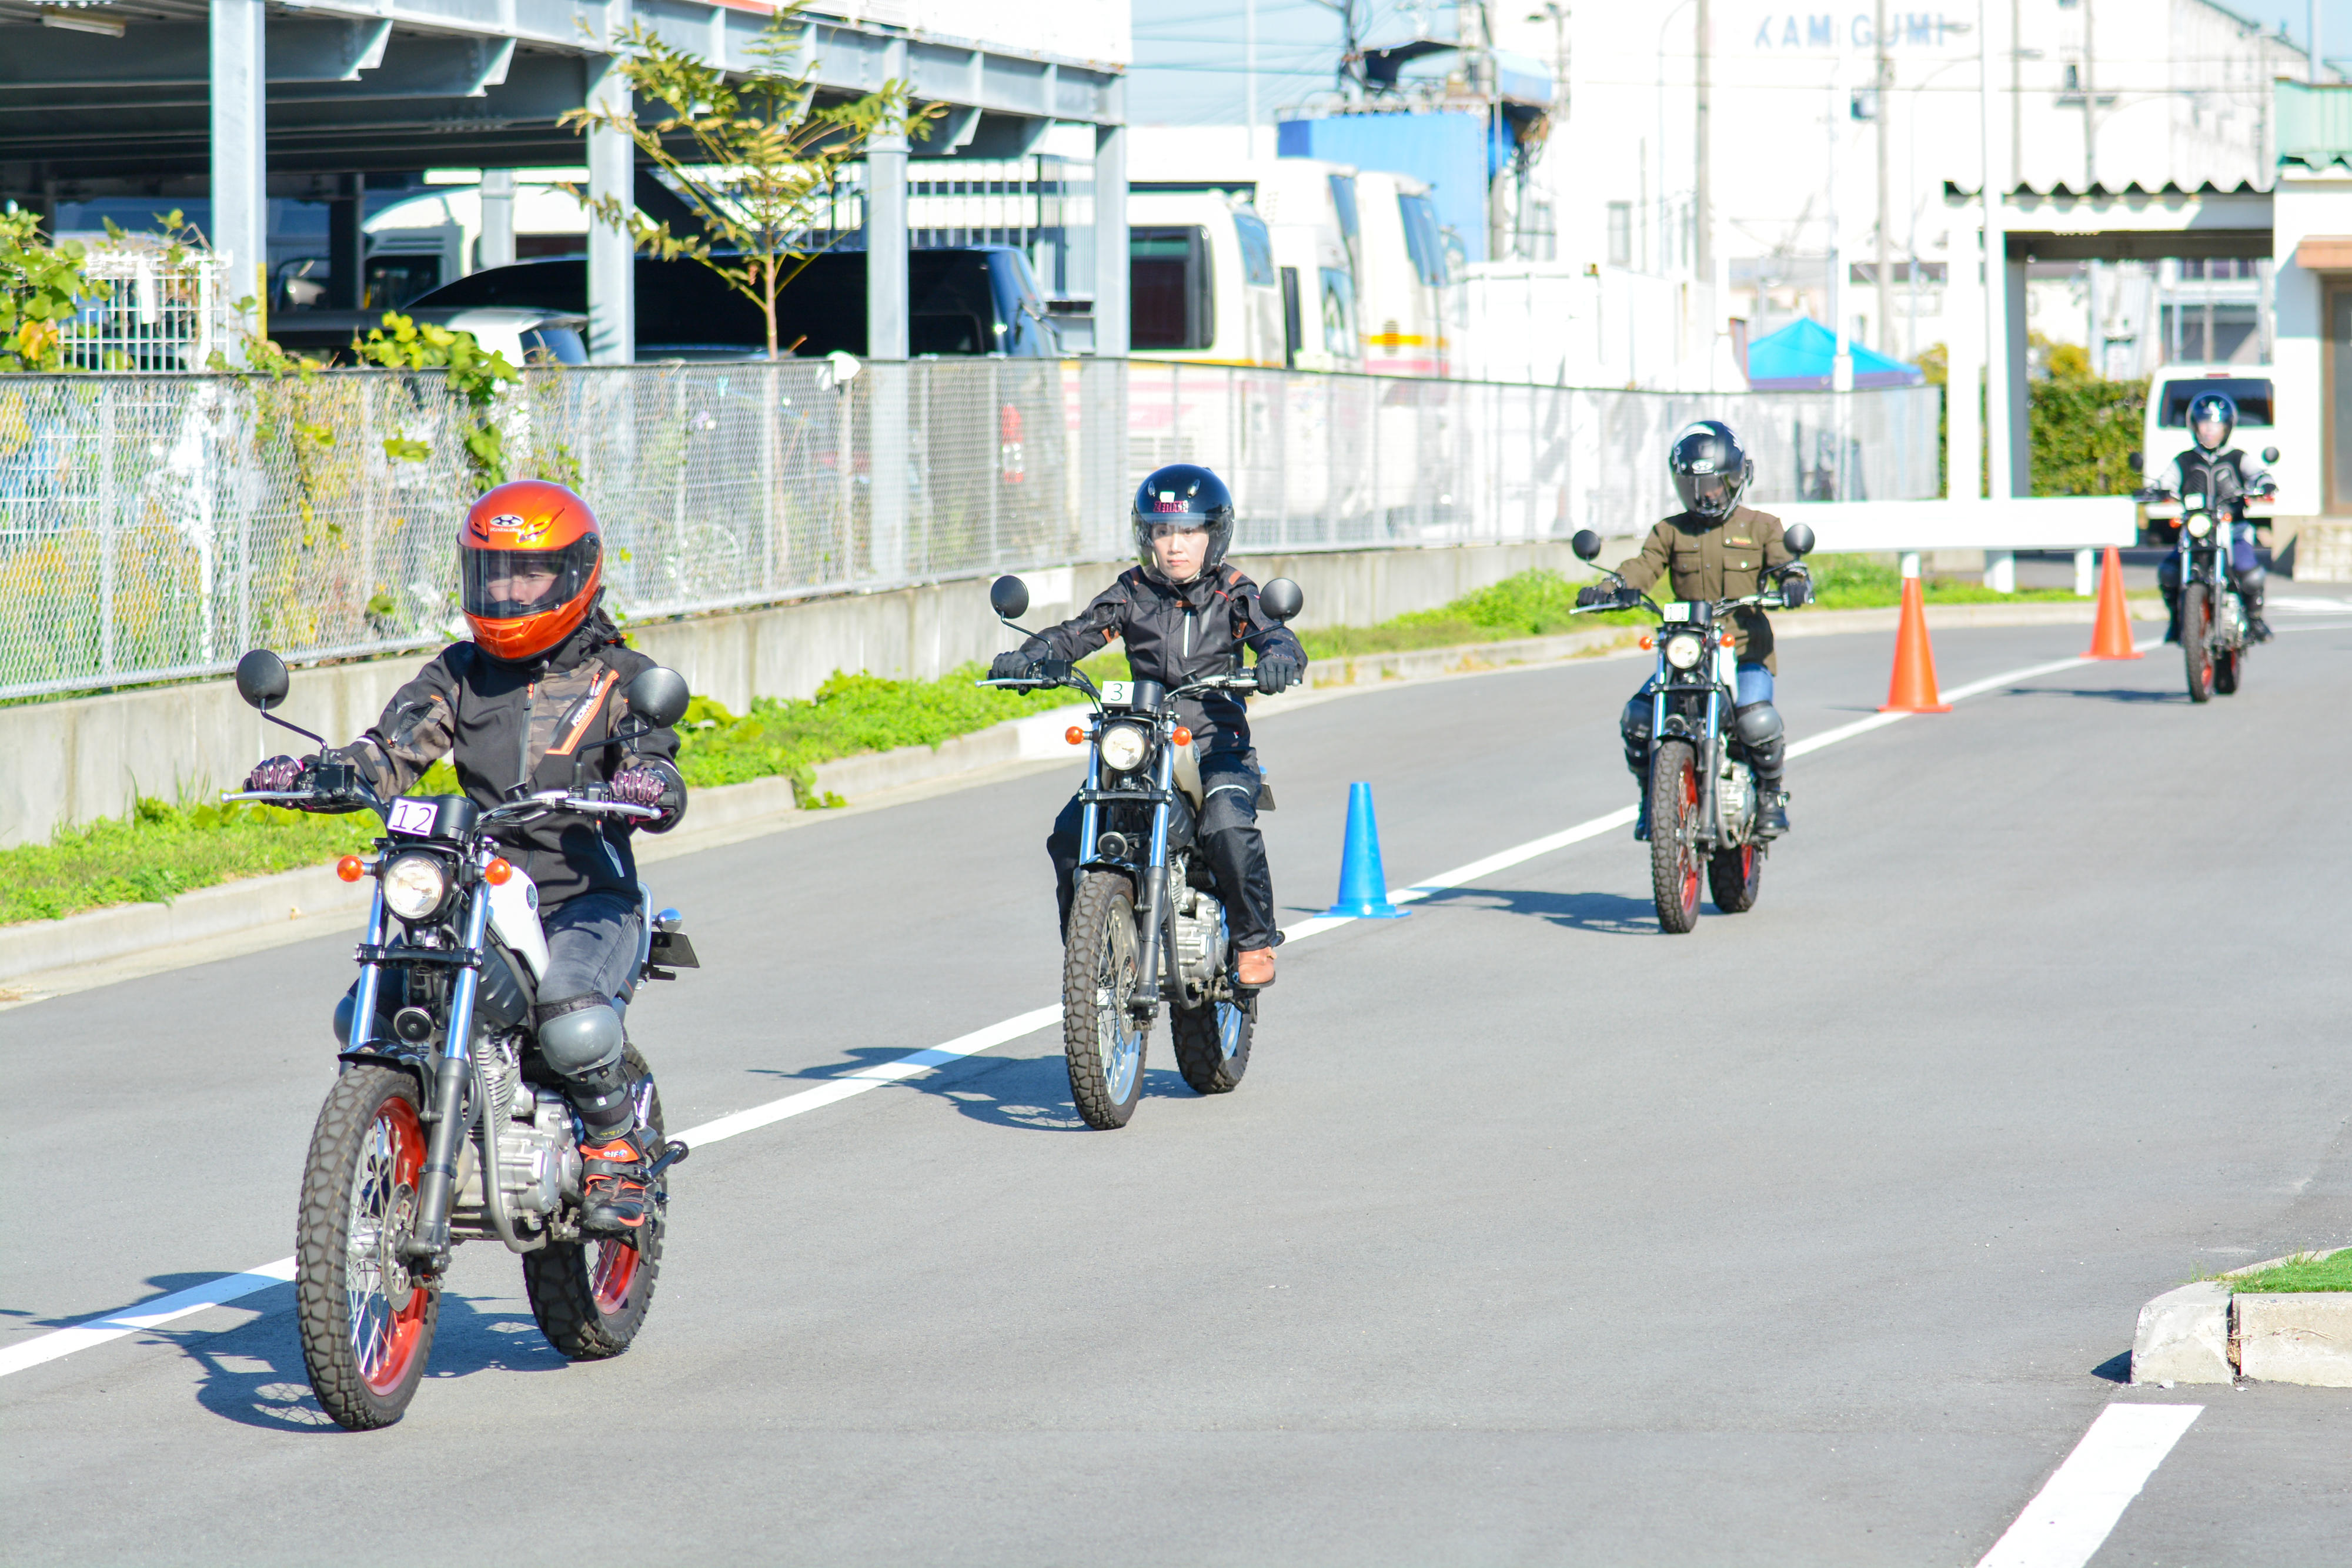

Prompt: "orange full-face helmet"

[459,480,603,661]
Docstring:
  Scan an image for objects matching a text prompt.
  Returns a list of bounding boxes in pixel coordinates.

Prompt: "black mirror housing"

[1781,522,1816,557]
[235,649,290,711]
[989,574,1030,621]
[1258,577,1305,624]
[2262,446,2280,464]
[1571,529,1603,563]
[2127,450,2143,472]
[626,666,691,730]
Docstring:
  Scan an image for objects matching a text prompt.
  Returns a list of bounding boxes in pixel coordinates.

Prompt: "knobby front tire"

[524,1045,666,1361]
[1649,741,1703,934]
[1171,993,1252,1095]
[296,1064,439,1431]
[1063,870,1149,1128]
[2182,583,2214,703]
[1708,839,1763,914]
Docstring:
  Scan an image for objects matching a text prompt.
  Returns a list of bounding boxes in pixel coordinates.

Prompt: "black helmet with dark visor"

[1668,419,1754,521]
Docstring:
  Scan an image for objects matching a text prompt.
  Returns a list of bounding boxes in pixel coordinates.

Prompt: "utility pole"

[1695,0,1710,278]
[2311,0,2323,85]
[1874,0,1890,353]
[2082,0,2097,188]
[1245,0,1258,159]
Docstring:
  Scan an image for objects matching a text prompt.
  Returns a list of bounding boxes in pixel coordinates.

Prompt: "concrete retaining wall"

[0,540,1598,849]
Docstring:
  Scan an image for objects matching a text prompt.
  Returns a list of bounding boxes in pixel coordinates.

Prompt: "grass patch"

[2216,1249,2352,1294]
[676,653,1126,807]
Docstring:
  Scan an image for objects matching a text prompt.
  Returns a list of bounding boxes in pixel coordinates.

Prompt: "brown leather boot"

[1236,947,1276,987]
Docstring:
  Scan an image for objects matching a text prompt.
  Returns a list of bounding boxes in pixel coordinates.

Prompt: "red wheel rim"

[1678,761,1700,912]
[352,1096,430,1396]
[591,1239,641,1316]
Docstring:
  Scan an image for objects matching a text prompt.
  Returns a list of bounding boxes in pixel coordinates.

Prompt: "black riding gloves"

[1779,570,1812,609]
[1253,653,1303,696]
[244,754,308,794]
[1575,584,1622,609]
[608,759,687,833]
[988,650,1034,682]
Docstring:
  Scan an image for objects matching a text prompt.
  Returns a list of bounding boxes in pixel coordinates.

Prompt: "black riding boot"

[1756,774,1790,835]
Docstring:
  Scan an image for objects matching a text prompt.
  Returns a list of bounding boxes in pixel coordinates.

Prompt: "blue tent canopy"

[1742,317,1923,390]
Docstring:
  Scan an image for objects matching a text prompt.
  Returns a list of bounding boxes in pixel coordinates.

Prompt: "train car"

[1351,170,1452,379]
[1126,190,1286,369]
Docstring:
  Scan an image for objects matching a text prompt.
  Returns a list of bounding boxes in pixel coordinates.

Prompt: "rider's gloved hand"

[608,760,687,833]
[244,754,310,795]
[1575,584,1619,609]
[1252,653,1302,696]
[1779,571,1812,608]
[987,650,1035,682]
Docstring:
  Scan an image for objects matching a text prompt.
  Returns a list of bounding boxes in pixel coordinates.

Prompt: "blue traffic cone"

[1321,781,1410,919]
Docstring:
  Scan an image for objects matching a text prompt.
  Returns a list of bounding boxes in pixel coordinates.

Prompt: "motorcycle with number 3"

[1570,523,1815,934]
[981,572,1305,1129]
[225,648,702,1430]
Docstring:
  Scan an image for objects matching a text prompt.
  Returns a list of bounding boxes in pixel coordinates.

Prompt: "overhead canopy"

[1743,317,1922,391]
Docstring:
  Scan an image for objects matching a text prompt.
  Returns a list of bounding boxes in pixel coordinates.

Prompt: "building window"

[1606,203,1631,268]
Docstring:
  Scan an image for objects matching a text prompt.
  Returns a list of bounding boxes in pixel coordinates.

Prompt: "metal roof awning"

[0,0,1122,188]
[1942,180,2274,262]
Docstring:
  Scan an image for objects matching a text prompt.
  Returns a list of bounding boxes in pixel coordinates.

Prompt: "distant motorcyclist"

[242,480,686,1233]
[991,464,1305,988]
[2147,392,2274,644]
[1576,420,1810,835]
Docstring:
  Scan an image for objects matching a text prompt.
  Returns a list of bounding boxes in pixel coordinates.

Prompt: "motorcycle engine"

[490,1082,582,1217]
[1170,882,1228,992]
[1718,755,1755,836]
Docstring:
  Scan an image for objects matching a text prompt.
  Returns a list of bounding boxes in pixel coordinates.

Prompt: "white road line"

[1975,1404,2203,1568]
[0,637,2135,1382]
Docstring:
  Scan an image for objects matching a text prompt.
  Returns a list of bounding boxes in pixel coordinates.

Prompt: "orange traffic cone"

[2084,545,2143,660]
[1880,576,1952,713]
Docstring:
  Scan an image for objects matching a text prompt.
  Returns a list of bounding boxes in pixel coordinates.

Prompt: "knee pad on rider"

[536,996,624,1080]
[2234,563,2267,602]
[1621,695,1653,773]
[1734,701,1786,775]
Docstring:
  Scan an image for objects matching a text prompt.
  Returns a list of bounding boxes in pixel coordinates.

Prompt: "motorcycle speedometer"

[1663,633,1705,671]
[2185,512,2214,539]
[381,852,452,922]
[1098,722,1150,774]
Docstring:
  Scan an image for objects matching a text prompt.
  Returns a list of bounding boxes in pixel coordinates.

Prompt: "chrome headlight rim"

[381,851,453,922]
[1097,722,1151,774]
[2184,511,2214,539]
[1663,632,1705,671]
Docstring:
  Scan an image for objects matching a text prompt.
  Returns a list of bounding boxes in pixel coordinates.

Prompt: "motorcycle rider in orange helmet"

[244,480,687,1233]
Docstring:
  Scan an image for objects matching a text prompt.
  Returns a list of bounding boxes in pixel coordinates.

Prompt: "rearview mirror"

[2127,450,2143,472]
[625,666,691,730]
[1571,529,1603,563]
[1782,522,1816,557]
[989,574,1030,621]
[2262,446,2280,464]
[235,649,289,711]
[1258,577,1304,624]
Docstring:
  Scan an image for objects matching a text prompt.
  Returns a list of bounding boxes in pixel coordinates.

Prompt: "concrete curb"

[2130,1254,2352,1388]
[0,600,2156,993]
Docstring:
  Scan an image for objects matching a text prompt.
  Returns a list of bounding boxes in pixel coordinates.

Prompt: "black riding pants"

[1047,751,1278,952]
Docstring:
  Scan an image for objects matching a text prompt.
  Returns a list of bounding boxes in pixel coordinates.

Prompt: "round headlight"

[1098,723,1150,774]
[381,852,452,922]
[1664,633,1705,670]
[2185,512,2213,539]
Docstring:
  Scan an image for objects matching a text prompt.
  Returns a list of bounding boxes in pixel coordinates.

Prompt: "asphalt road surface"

[8,604,2352,1565]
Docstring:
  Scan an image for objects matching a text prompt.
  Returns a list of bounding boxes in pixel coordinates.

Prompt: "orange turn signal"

[1720,630,1736,647]
[1171,726,1192,748]
[335,855,365,883]
[1065,726,1086,746]
[1638,633,1655,650]
[484,858,514,887]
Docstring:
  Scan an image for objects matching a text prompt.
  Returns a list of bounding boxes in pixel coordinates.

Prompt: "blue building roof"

[1743,317,1923,390]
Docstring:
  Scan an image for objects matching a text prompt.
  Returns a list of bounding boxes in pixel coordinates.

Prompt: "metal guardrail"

[0,360,1939,702]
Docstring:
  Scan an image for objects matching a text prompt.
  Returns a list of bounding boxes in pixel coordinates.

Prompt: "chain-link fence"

[0,360,1938,702]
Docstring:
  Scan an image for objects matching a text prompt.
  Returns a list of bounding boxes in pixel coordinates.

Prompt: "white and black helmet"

[1668,419,1754,521]
[1132,463,1235,573]
[2187,392,2236,453]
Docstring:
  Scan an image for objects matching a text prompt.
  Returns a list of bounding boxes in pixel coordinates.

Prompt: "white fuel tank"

[487,866,552,979]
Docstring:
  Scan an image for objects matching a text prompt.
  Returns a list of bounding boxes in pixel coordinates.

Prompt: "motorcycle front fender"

[337,1044,438,1105]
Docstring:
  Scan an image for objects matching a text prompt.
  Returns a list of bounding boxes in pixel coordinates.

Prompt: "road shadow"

[1412,886,1662,935]
[745,1041,1200,1134]
[2090,1351,2132,1385]
[2006,686,2181,704]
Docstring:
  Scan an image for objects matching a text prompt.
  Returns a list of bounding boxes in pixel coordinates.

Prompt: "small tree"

[561,4,936,360]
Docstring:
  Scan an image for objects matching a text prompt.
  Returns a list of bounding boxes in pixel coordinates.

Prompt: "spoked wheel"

[296,1065,439,1430]
[1708,838,1763,914]
[525,1045,666,1360]
[2181,583,2214,703]
[1063,870,1150,1128]
[1648,741,1703,934]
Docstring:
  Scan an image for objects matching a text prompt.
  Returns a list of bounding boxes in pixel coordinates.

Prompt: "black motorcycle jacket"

[333,607,684,907]
[2156,449,2274,517]
[1021,564,1307,752]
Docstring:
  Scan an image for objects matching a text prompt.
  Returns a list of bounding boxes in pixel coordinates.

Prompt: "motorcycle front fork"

[1128,747,1178,1020]
[404,889,492,1270]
